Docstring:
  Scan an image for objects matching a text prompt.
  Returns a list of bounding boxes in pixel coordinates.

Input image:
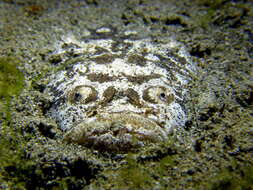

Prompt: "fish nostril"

[117,91,125,97]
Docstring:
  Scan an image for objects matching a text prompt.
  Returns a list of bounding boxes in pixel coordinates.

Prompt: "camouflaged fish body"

[46,28,196,151]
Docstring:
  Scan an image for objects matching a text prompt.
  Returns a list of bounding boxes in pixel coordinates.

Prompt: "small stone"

[96,27,111,33]
[48,54,62,64]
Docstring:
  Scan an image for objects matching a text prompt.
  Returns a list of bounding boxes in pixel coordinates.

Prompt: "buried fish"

[46,28,197,151]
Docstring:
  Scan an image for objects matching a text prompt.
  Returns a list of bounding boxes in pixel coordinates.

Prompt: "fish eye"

[159,92,166,101]
[143,86,174,104]
[68,85,97,104]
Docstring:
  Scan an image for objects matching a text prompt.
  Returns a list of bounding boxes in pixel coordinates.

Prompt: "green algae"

[116,154,153,190]
[0,56,33,189]
[193,0,225,29]
[202,0,225,8]
[201,163,253,190]
[0,57,24,99]
[0,130,36,189]
[0,56,24,120]
[89,137,179,190]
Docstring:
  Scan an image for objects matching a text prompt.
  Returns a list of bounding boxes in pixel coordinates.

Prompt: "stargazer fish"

[46,28,196,151]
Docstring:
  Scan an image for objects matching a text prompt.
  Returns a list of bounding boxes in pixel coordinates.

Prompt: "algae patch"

[0,57,24,99]
[0,56,31,189]
[0,56,24,119]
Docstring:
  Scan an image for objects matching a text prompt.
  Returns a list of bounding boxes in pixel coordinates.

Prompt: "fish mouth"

[63,113,168,151]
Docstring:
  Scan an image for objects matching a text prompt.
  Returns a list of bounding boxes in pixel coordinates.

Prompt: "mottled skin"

[46,28,196,151]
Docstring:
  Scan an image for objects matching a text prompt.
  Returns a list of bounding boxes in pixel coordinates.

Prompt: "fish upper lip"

[96,112,161,126]
[84,110,164,129]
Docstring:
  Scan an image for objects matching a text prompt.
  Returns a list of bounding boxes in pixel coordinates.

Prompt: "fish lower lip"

[63,113,167,151]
